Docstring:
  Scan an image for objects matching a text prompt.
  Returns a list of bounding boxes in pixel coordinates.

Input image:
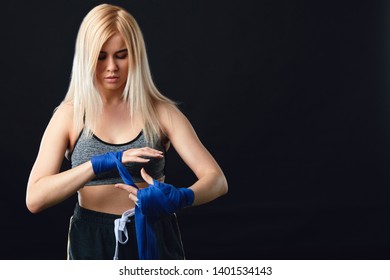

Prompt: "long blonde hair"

[63,3,176,144]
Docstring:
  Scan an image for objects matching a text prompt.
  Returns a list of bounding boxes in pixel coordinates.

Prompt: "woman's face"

[95,33,129,95]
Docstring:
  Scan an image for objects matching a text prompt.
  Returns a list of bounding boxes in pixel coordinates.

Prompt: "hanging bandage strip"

[92,151,194,259]
[106,152,159,259]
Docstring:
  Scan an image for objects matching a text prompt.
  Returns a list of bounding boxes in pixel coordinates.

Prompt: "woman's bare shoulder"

[43,102,75,142]
[155,101,184,124]
[54,101,74,117]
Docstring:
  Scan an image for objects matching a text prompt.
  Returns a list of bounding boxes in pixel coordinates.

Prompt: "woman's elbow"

[218,173,228,196]
[26,199,39,214]
[26,195,43,214]
[25,188,45,214]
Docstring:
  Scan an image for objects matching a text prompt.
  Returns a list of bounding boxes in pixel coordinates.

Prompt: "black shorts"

[67,203,186,260]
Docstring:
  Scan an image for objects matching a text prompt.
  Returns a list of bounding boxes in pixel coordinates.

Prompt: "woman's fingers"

[129,193,139,205]
[115,183,139,204]
[114,167,156,205]
[122,147,163,163]
[115,183,138,196]
[141,168,154,185]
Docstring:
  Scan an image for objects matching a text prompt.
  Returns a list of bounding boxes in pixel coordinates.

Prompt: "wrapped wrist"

[178,187,194,208]
[91,151,123,175]
[137,180,194,217]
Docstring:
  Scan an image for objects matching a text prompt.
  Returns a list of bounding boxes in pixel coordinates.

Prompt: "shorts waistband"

[73,203,135,225]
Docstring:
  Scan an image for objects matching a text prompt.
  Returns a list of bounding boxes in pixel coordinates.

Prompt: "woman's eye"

[97,51,127,60]
[116,53,128,59]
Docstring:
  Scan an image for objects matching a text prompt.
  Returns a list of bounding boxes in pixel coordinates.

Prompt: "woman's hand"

[91,147,163,176]
[115,168,194,214]
[121,148,163,164]
[115,168,154,204]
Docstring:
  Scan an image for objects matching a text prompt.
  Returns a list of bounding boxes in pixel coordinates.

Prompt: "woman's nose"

[106,56,118,72]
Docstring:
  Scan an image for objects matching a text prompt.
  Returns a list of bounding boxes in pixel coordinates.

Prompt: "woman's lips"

[104,76,119,83]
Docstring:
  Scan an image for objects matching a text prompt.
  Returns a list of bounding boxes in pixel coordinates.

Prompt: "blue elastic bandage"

[137,180,194,217]
[91,151,121,173]
[91,151,136,188]
[106,154,194,260]
[135,180,194,259]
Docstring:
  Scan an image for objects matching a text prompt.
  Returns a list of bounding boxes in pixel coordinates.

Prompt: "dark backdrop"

[1,0,390,259]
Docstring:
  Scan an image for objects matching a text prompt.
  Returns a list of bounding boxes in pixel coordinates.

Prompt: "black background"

[1,0,390,259]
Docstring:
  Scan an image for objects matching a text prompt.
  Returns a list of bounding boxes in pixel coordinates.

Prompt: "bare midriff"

[78,177,164,215]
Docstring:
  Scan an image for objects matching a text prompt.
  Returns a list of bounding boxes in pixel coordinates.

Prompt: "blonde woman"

[26,4,228,260]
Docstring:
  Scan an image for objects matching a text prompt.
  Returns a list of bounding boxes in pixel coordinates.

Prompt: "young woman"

[26,3,227,260]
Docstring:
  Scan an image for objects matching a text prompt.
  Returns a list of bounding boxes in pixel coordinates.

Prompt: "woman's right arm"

[26,104,95,213]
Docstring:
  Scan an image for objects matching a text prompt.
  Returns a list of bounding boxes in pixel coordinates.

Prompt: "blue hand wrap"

[137,180,194,217]
[91,151,123,174]
[107,153,194,260]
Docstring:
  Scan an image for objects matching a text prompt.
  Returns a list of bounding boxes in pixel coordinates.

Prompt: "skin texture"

[95,33,129,97]
[26,33,228,215]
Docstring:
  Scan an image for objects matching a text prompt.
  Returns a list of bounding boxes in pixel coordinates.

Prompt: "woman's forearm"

[188,171,228,206]
[26,161,95,213]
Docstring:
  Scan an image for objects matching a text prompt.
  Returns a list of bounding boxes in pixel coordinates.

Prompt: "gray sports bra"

[70,130,166,186]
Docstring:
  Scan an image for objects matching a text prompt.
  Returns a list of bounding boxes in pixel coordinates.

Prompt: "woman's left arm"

[159,103,228,206]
